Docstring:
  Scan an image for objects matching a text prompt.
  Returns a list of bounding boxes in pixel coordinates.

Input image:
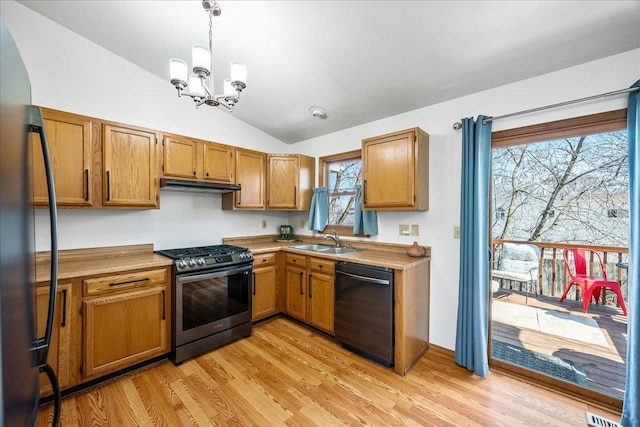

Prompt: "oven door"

[175,264,252,346]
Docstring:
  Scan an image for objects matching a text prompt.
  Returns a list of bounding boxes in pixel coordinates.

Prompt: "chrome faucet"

[323,230,340,247]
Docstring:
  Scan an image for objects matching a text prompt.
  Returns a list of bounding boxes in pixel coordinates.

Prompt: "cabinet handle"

[61,288,67,327]
[299,271,303,295]
[84,169,90,202]
[109,277,150,287]
[238,184,242,205]
[161,290,166,320]
[106,171,111,202]
[206,172,210,177]
[252,272,256,295]
[308,274,312,298]
[293,186,297,205]
[193,170,197,176]
[363,179,367,205]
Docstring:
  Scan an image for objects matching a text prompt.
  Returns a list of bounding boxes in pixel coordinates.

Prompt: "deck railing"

[491,239,629,307]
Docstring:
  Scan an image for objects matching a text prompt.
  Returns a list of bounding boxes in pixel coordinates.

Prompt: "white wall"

[290,49,640,350]
[0,1,291,251]
[3,0,638,350]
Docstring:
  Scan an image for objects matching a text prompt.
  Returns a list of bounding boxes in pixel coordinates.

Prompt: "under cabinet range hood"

[160,178,241,194]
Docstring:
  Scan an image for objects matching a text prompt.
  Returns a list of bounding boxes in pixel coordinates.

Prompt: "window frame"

[489,108,628,411]
[318,149,365,236]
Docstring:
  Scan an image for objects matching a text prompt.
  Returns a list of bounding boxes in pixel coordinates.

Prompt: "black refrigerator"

[1,19,60,427]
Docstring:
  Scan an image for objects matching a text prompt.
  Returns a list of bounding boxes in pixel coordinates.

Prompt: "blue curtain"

[454,115,492,377]
[307,187,329,231]
[622,80,639,427]
[353,184,378,235]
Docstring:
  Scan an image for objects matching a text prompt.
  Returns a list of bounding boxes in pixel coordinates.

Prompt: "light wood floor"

[37,317,621,426]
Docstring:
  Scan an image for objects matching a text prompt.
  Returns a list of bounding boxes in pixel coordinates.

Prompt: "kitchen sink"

[317,247,360,255]
[291,244,334,251]
[291,244,360,255]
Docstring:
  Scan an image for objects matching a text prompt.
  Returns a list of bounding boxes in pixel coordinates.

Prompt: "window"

[319,149,362,234]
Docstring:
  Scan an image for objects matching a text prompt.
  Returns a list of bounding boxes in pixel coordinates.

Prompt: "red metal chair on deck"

[560,248,627,316]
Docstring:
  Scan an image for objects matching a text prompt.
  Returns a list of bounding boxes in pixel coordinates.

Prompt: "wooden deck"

[491,289,628,399]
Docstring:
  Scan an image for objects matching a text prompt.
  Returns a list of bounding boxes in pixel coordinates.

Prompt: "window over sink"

[319,149,362,234]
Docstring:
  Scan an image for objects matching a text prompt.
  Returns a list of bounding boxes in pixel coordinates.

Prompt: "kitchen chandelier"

[169,0,247,111]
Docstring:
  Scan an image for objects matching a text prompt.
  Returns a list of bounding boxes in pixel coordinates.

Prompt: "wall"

[2,0,638,350]
[0,1,290,251]
[290,49,639,349]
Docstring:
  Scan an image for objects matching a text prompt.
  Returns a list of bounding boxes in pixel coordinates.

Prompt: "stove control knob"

[188,258,197,268]
[196,258,206,266]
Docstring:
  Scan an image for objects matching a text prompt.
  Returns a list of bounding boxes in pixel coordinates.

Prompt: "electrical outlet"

[453,226,460,239]
[262,220,267,229]
[411,224,419,236]
[399,224,410,236]
[300,219,305,229]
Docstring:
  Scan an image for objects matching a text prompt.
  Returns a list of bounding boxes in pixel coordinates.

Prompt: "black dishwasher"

[334,262,394,367]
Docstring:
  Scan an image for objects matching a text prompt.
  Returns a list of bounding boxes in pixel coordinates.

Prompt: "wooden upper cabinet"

[162,134,198,179]
[222,148,266,210]
[32,108,97,207]
[162,134,235,184]
[267,154,315,210]
[362,127,429,211]
[102,124,159,208]
[202,142,234,183]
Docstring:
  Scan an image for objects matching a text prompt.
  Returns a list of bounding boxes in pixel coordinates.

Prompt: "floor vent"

[585,412,622,427]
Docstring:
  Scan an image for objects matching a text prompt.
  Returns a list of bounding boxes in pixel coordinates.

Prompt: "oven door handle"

[176,264,252,283]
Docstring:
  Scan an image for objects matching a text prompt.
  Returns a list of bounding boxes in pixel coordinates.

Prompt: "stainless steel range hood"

[160,178,241,194]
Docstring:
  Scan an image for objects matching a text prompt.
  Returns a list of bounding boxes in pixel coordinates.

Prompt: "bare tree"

[492,131,628,246]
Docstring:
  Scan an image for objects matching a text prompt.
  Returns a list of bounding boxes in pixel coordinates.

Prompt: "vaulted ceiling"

[18,1,640,143]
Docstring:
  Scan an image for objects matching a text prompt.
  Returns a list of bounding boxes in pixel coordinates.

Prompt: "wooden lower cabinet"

[81,268,170,380]
[285,262,307,321]
[36,281,73,397]
[284,254,335,334]
[252,253,278,321]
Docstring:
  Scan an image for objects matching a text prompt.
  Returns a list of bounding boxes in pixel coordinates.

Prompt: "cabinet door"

[82,285,168,379]
[308,271,335,334]
[285,264,307,321]
[32,110,94,206]
[267,156,299,209]
[362,129,416,209]
[228,148,265,209]
[202,142,234,183]
[252,265,277,321]
[103,124,159,208]
[162,134,199,179]
[37,282,73,396]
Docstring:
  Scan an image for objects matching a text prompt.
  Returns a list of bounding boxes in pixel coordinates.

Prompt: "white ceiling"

[18,1,640,144]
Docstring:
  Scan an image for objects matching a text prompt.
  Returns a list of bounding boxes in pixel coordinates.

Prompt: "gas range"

[156,244,253,273]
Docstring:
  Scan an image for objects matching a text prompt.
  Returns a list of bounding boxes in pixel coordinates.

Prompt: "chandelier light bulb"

[189,74,206,97]
[169,58,188,89]
[230,61,247,88]
[192,44,211,77]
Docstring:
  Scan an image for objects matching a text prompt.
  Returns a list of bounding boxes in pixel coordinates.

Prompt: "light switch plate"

[262,220,267,229]
[399,224,410,235]
[454,226,460,239]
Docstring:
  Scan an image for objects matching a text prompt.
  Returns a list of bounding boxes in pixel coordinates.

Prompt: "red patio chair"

[560,248,628,316]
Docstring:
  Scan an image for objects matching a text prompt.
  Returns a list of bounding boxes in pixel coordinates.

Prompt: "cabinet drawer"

[309,258,335,274]
[83,268,167,296]
[253,252,276,267]
[286,253,307,266]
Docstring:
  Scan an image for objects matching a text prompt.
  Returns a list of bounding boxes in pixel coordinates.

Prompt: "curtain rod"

[452,86,639,130]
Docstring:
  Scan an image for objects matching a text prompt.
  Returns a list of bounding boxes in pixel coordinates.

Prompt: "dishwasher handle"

[336,270,391,285]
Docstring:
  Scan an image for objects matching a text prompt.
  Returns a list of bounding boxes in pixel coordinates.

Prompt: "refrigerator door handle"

[26,106,58,368]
